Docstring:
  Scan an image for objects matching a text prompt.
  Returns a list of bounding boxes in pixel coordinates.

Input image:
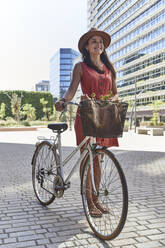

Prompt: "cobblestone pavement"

[0,142,165,248]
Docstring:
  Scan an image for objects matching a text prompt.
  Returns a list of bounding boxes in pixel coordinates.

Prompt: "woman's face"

[85,35,104,56]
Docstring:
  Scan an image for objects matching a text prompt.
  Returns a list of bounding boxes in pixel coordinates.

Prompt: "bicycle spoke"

[81,148,128,240]
[32,142,57,205]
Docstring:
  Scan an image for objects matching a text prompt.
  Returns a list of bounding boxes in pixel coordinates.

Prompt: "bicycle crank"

[53,175,64,198]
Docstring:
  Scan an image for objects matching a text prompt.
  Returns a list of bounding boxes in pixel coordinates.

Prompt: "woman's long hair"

[81,43,116,81]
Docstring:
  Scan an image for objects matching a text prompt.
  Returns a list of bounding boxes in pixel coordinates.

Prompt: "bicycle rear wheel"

[32,141,58,206]
[81,148,128,240]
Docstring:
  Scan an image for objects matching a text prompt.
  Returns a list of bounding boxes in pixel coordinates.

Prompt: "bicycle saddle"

[48,123,68,132]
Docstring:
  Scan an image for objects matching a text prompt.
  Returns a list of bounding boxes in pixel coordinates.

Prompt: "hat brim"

[78,30,111,53]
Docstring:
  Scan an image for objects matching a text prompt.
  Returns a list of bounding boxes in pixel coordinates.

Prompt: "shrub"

[5,117,17,126]
[149,122,154,126]
[0,120,6,126]
[21,121,31,126]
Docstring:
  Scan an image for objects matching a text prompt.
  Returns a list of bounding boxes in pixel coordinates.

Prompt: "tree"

[128,100,133,109]
[40,98,51,120]
[21,104,36,121]
[151,112,159,126]
[150,100,164,125]
[52,105,60,121]
[10,93,23,122]
[151,100,164,113]
[0,103,6,120]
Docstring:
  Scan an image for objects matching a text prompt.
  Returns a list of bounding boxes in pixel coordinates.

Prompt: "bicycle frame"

[56,131,97,194]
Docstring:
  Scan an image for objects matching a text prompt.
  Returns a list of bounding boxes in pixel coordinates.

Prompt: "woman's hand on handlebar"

[55,99,66,112]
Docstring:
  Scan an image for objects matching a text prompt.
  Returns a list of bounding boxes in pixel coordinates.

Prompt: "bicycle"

[31,102,128,240]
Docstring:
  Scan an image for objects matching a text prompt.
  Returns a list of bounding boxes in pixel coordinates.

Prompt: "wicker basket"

[79,100,128,138]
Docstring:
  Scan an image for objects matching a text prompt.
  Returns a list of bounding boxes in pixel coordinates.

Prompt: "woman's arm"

[63,62,82,101]
[55,63,82,111]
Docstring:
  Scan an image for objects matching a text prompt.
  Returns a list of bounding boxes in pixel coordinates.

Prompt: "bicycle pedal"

[64,182,70,190]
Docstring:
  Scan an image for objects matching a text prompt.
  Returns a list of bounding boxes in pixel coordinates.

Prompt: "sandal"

[94,201,110,214]
[88,203,102,218]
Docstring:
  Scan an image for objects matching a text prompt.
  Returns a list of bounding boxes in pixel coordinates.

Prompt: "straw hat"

[78,28,111,53]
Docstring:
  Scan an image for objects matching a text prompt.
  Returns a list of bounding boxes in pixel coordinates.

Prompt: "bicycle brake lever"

[59,104,67,119]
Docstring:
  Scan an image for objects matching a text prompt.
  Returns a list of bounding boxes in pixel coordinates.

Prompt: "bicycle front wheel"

[32,141,58,206]
[81,148,128,240]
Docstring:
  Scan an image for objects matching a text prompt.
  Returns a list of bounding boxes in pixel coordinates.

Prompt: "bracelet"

[59,98,66,102]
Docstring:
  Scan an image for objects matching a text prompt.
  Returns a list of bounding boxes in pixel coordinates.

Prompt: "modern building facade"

[49,48,80,100]
[72,55,83,102]
[35,80,50,92]
[88,0,165,121]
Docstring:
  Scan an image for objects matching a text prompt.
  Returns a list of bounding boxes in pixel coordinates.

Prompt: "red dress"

[74,62,119,148]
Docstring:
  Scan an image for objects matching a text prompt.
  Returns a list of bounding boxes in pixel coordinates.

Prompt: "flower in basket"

[91,92,96,99]
[99,91,114,102]
[99,95,104,101]
[91,91,120,103]
[99,92,113,106]
[103,95,110,101]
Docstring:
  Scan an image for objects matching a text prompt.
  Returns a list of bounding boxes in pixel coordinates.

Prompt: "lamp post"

[130,88,147,130]
[134,80,137,133]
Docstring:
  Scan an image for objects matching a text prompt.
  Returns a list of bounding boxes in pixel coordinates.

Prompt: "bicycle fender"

[31,140,55,165]
[31,141,43,165]
[31,145,39,165]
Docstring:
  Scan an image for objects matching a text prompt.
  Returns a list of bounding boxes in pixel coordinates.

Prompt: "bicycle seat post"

[57,130,64,178]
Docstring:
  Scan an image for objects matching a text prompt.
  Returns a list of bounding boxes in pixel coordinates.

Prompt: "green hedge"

[0,90,54,120]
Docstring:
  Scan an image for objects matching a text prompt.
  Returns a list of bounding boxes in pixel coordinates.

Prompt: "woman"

[55,28,119,217]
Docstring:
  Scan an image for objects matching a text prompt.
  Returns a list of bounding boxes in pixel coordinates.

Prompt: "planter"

[147,125,165,131]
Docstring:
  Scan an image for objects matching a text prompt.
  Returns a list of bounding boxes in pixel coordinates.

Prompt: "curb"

[0,127,37,132]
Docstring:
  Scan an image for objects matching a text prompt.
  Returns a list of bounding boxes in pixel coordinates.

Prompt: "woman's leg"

[80,147,102,217]
[92,155,109,213]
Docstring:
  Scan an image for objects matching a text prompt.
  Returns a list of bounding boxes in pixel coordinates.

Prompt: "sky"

[0,0,87,91]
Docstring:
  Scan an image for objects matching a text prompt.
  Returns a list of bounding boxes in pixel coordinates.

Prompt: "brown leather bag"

[79,100,128,138]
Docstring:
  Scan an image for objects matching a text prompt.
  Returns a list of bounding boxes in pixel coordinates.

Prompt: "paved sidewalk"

[0,129,165,247]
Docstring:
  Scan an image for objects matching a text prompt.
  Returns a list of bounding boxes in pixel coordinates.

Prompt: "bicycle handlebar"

[59,101,79,119]
[64,101,79,106]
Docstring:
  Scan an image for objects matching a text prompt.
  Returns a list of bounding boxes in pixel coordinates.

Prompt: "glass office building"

[88,0,165,119]
[49,48,79,100]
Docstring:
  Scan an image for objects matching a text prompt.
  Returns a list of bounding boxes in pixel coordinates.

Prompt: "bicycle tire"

[32,141,58,206]
[81,148,128,240]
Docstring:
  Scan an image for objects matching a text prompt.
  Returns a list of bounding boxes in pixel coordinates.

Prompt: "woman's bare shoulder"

[74,62,82,76]
[74,62,82,69]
